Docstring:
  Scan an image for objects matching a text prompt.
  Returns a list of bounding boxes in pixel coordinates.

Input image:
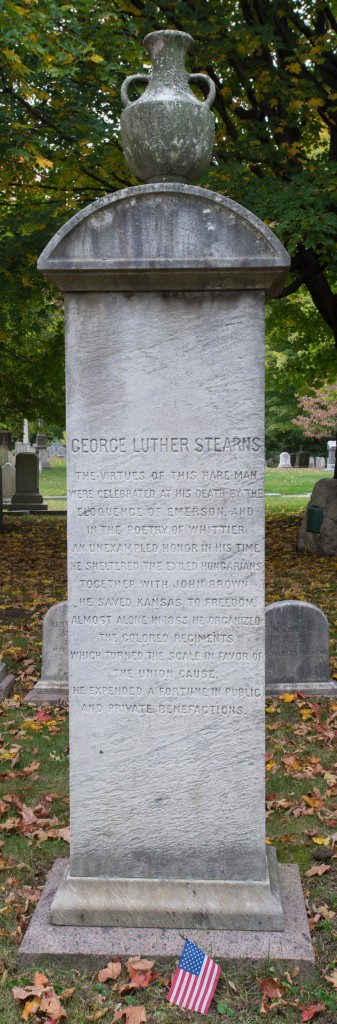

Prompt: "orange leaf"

[300,1003,325,1021]
[113,1008,146,1024]
[40,991,67,1019]
[97,961,121,983]
[259,977,285,999]
[125,957,155,989]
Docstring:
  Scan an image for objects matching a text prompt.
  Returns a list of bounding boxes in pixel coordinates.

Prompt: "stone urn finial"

[120,30,216,183]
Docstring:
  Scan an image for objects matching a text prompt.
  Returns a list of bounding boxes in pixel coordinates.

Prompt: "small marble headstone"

[266,600,337,695]
[25,601,68,704]
[309,456,315,468]
[278,451,291,469]
[11,453,47,511]
[2,462,15,503]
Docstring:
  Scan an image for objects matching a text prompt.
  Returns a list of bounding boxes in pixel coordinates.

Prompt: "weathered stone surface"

[37,183,290,932]
[120,31,215,184]
[19,858,314,974]
[0,445,9,468]
[38,183,289,298]
[299,478,337,555]
[25,601,68,704]
[266,600,337,696]
[2,462,15,502]
[11,453,47,511]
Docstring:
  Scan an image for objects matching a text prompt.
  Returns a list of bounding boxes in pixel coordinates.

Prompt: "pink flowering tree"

[292,384,337,478]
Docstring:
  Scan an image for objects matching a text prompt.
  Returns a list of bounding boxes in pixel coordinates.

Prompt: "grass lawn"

[0,515,337,1021]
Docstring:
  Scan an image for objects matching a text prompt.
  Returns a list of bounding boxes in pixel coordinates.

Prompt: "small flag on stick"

[167,939,220,1015]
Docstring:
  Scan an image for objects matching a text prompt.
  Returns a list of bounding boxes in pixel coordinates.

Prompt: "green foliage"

[1,0,337,423]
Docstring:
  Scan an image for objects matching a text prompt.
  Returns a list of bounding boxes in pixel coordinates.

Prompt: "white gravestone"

[2,462,15,503]
[327,440,336,471]
[38,183,289,931]
[278,451,291,469]
[25,602,68,704]
[309,456,315,469]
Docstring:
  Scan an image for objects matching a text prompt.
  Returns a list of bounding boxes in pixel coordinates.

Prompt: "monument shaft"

[67,290,265,881]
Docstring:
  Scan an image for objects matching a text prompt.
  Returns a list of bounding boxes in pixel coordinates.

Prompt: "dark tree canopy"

[1,0,337,424]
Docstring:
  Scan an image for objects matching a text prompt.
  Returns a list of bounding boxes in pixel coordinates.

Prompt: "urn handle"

[121,73,150,108]
[189,73,216,108]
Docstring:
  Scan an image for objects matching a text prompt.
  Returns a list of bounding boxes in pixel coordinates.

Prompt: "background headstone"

[327,440,336,472]
[10,453,47,512]
[2,462,15,503]
[278,451,291,468]
[23,418,29,444]
[0,662,15,699]
[266,600,337,695]
[25,602,68,704]
[0,446,9,468]
[309,456,315,468]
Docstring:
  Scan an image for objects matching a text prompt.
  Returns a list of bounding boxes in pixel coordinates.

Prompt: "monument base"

[49,847,283,931]
[266,680,337,696]
[19,857,314,974]
[24,680,68,705]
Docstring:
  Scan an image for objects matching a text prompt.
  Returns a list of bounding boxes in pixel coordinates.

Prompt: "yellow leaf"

[287,62,301,74]
[313,837,331,846]
[308,97,323,109]
[22,996,40,1020]
[265,837,272,845]
[266,760,275,771]
[36,156,53,169]
[279,693,296,702]
[88,53,104,63]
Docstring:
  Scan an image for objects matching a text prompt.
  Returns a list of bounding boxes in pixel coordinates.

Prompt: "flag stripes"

[167,942,220,1015]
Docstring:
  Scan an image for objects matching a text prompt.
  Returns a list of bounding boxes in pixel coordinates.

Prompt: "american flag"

[167,939,221,1015]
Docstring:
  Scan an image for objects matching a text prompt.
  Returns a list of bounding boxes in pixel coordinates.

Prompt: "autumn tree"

[292,382,337,476]
[1,0,337,423]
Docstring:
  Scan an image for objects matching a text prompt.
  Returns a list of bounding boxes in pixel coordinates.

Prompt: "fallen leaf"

[123,957,155,990]
[326,968,337,988]
[305,865,330,877]
[300,1002,325,1021]
[97,961,121,983]
[113,1008,146,1024]
[259,977,286,999]
[22,997,41,1020]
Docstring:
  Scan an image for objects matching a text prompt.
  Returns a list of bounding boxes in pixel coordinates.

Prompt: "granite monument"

[19,28,313,969]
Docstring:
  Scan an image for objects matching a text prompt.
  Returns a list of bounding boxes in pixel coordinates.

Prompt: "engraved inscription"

[68,435,264,716]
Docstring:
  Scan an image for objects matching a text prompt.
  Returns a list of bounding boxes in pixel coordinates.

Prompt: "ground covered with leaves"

[0,515,337,1023]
